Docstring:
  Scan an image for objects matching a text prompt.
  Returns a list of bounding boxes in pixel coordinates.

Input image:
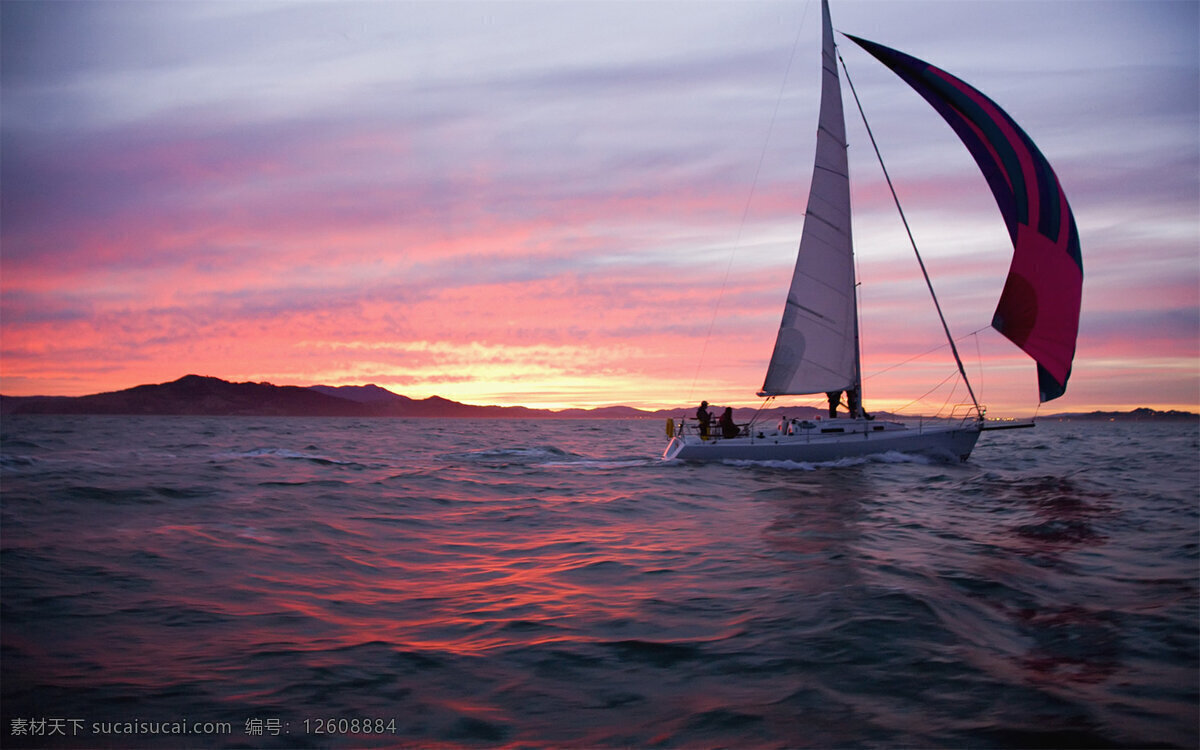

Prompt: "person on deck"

[826,391,842,419]
[696,401,712,439]
[719,407,739,439]
[847,388,864,419]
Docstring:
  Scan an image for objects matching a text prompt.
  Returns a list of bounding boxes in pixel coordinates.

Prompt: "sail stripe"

[945,72,1052,241]
[924,67,1037,240]
[845,34,1082,402]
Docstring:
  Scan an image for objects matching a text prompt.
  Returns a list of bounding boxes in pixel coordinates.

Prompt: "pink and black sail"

[845,34,1082,402]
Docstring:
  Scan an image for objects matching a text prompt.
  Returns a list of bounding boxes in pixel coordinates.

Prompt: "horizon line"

[2,373,1195,419]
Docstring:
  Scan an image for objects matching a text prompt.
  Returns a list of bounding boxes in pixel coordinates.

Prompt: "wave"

[0,453,38,470]
[440,445,580,467]
[541,456,660,470]
[211,447,361,467]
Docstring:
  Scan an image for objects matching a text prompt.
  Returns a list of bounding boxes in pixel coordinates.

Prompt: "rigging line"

[687,3,813,404]
[974,329,985,404]
[893,368,960,415]
[749,396,776,429]
[836,47,982,418]
[935,376,961,418]
[862,325,991,382]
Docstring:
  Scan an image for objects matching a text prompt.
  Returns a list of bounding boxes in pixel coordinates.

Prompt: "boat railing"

[670,416,890,443]
[666,417,750,442]
[948,403,986,425]
[909,405,982,433]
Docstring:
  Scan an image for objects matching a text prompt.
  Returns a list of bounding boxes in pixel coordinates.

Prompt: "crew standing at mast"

[696,401,712,439]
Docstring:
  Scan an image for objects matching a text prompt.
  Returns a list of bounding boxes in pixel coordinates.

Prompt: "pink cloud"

[3,1,1195,417]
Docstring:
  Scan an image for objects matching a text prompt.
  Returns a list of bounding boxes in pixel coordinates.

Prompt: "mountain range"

[0,375,689,419]
[1,374,1194,422]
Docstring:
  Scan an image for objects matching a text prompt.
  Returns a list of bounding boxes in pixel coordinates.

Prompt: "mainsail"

[845,35,1082,402]
[759,0,858,397]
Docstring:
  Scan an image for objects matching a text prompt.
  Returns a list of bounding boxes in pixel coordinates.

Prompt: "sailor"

[846,388,865,419]
[696,400,712,439]
[719,407,739,439]
[826,391,841,419]
[845,388,873,419]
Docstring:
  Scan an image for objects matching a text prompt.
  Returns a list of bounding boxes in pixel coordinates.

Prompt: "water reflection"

[2,417,1195,748]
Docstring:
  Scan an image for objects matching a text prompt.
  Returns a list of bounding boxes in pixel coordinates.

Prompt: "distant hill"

[0,375,654,419]
[309,384,411,405]
[0,375,373,417]
[1045,408,1198,422]
[2,375,1194,422]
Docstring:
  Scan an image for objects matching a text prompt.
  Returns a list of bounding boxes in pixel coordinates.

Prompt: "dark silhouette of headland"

[2,374,1195,422]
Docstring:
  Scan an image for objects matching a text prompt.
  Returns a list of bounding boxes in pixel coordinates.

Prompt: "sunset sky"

[2,0,1197,416]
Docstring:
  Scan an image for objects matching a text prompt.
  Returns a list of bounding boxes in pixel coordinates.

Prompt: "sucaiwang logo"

[91,720,232,735]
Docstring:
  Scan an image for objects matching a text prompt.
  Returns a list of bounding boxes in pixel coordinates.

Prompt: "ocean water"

[1,415,1196,749]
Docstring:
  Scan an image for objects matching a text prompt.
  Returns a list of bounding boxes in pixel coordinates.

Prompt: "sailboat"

[664,0,1082,463]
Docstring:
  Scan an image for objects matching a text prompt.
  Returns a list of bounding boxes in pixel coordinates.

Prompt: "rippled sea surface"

[2,416,1197,748]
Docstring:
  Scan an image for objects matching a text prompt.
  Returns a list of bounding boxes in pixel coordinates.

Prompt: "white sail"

[759,0,859,397]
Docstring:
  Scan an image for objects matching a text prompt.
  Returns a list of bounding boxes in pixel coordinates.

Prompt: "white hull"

[663,418,982,464]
